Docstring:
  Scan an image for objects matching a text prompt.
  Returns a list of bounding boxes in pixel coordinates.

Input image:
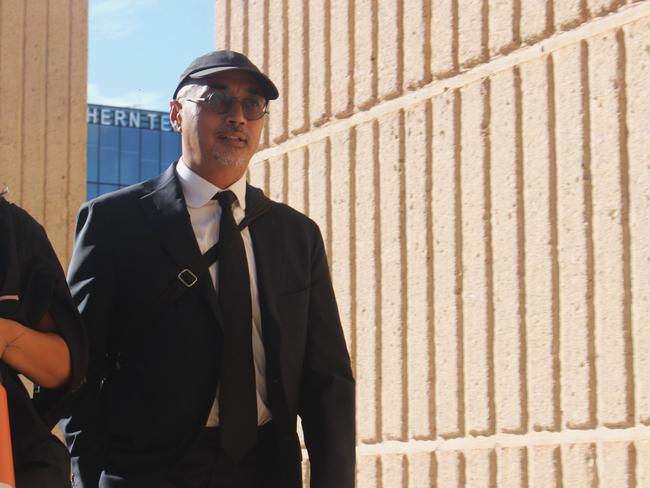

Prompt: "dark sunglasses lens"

[205,93,266,120]
[206,92,230,113]
[244,107,263,120]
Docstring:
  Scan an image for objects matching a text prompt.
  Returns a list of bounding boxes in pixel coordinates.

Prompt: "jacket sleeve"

[298,225,356,488]
[59,201,116,488]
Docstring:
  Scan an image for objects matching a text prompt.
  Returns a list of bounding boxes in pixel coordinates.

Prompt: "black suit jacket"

[62,163,355,487]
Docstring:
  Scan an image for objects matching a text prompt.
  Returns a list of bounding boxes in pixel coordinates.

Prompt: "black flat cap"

[173,50,279,100]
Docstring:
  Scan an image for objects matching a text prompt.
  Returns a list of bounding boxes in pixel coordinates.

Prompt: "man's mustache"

[215,126,249,142]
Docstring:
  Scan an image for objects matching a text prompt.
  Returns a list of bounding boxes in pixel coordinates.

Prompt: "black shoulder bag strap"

[151,193,273,305]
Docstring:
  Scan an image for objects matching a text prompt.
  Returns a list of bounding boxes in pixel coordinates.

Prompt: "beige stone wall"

[218,0,650,486]
[0,0,88,267]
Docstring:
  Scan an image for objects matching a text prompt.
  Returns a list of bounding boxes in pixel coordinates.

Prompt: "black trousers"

[98,423,281,488]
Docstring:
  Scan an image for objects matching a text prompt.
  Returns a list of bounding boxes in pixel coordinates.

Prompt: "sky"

[88,0,215,112]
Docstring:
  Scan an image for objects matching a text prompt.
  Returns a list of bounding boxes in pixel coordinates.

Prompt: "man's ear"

[169,100,182,132]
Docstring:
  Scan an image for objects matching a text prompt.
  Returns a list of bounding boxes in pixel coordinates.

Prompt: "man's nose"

[226,99,246,125]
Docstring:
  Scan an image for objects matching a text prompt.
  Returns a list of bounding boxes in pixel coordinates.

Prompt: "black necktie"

[214,190,257,462]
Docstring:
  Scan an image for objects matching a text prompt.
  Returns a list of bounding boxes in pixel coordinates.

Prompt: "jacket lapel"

[246,185,285,322]
[138,163,222,326]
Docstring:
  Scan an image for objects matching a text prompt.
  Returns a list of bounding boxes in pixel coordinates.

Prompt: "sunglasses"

[183,91,269,121]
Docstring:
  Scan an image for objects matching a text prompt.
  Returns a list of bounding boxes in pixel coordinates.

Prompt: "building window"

[86,104,181,200]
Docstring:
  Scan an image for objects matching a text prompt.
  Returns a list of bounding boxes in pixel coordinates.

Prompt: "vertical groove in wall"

[64,0,74,264]
[377,456,384,488]
[451,0,460,71]
[324,137,332,263]
[281,0,291,140]
[521,447,529,488]
[308,0,330,127]
[482,77,497,436]
[346,0,355,116]
[514,66,529,434]
[282,154,289,204]
[425,99,436,438]
[481,0,490,61]
[43,0,50,224]
[554,445,563,488]
[580,40,598,429]
[19,0,24,204]
[268,0,287,143]
[423,0,433,84]
[629,442,637,488]
[459,452,467,487]
[281,0,289,141]
[397,0,404,95]
[67,0,86,261]
[371,0,378,102]
[296,0,309,134]
[303,0,310,132]
[261,0,268,72]
[580,0,589,23]
[398,109,409,440]
[262,0,269,147]
[402,454,409,488]
[490,449,497,488]
[349,127,357,372]
[330,0,352,117]
[353,0,376,110]
[616,27,635,427]
[242,0,249,56]
[546,0,555,36]
[430,451,438,487]
[373,120,383,441]
[19,0,27,206]
[263,159,270,196]
[453,89,466,437]
[48,0,72,259]
[225,0,231,48]
[324,0,332,121]
[513,0,522,45]
[1,0,22,203]
[595,444,601,488]
[546,54,562,432]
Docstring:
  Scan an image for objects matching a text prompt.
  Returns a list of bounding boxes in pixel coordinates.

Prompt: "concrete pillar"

[0,0,88,267]
[218,1,650,485]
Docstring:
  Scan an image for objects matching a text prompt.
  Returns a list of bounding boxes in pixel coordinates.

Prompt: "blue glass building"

[86,104,182,200]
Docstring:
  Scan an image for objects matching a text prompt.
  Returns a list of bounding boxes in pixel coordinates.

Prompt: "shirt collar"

[176,158,247,210]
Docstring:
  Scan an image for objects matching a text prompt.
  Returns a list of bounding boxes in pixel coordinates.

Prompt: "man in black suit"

[62,50,355,488]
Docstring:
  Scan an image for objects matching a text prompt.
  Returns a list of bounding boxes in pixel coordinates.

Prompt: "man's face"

[170,70,266,185]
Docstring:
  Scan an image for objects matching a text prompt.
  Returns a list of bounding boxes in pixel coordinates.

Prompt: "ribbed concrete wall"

[217,1,650,486]
[0,0,88,266]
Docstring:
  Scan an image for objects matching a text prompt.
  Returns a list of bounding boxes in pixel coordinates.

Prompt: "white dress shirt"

[176,159,271,427]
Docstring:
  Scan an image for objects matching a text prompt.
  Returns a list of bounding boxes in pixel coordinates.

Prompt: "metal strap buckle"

[178,269,198,288]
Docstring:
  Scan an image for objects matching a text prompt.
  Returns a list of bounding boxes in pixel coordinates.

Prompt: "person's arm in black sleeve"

[59,201,116,488]
[298,224,356,488]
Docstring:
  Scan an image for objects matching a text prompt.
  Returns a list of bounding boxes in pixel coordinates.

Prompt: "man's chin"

[214,155,248,168]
